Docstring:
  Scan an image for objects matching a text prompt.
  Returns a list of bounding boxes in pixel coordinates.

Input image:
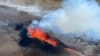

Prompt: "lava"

[27,27,85,56]
[64,48,85,56]
[27,27,57,47]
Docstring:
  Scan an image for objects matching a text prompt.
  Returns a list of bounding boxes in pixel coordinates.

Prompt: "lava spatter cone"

[27,27,86,56]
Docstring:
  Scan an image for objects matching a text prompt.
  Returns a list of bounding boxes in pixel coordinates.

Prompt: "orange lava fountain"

[27,27,57,47]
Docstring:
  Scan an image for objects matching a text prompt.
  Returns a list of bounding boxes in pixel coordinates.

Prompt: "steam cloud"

[30,0,100,42]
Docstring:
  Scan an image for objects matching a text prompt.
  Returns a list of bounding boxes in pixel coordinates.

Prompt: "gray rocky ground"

[0,5,100,56]
[0,0,100,56]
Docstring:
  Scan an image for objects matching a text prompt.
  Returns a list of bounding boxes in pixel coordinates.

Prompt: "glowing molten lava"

[64,48,85,56]
[27,27,85,56]
[27,27,57,47]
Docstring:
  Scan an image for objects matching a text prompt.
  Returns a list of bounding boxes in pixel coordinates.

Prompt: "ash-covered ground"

[0,0,100,56]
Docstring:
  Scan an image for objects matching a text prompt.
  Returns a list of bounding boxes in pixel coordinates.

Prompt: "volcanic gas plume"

[29,0,100,42]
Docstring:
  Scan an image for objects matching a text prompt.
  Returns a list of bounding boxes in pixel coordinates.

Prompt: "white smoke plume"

[29,0,100,42]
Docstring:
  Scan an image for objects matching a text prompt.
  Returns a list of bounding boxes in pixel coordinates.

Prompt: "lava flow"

[27,27,57,47]
[64,48,85,56]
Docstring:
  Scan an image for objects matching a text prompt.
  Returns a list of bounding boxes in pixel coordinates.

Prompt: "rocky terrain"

[0,0,100,56]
